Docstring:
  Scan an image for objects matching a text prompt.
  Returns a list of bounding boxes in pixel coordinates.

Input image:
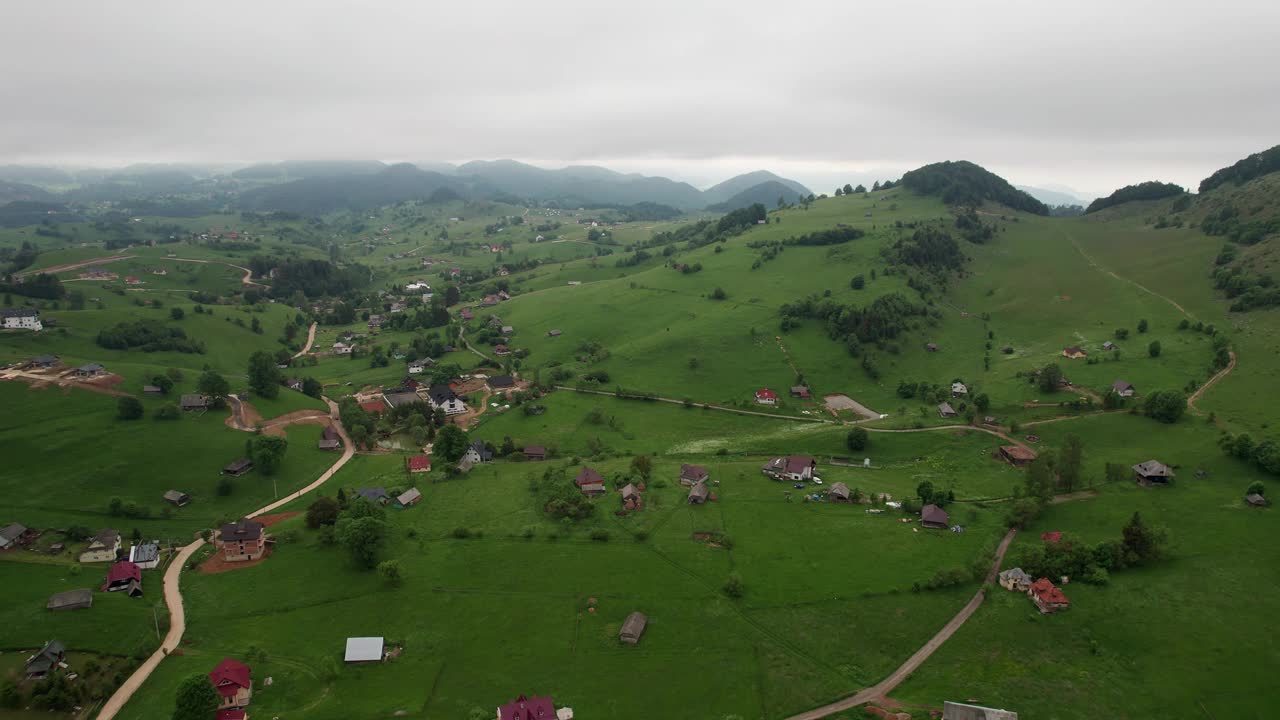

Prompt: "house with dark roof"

[998,567,1031,592]
[524,446,546,461]
[938,402,958,418]
[688,482,710,505]
[462,440,493,465]
[408,358,434,374]
[29,353,59,368]
[921,504,950,529]
[47,588,93,611]
[547,329,562,337]
[357,487,391,505]
[1103,340,1118,351]
[1112,380,1135,397]
[222,458,254,477]
[25,640,65,679]
[75,362,106,377]
[208,657,253,710]
[80,529,120,563]
[619,611,648,644]
[487,374,515,390]
[679,464,709,486]
[498,695,556,720]
[1,307,42,331]
[829,482,852,503]
[427,384,467,414]
[129,541,161,570]
[494,344,512,356]
[575,467,606,497]
[761,456,817,482]
[1062,346,1088,359]
[102,561,143,596]
[790,385,811,399]
[180,394,208,411]
[318,425,342,450]
[999,445,1037,466]
[1133,459,1175,485]
[621,483,642,510]
[0,522,30,549]
[217,519,266,562]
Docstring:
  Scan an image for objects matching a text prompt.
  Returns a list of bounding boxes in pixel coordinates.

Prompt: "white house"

[427,384,467,415]
[128,542,161,570]
[332,342,353,355]
[406,281,431,292]
[951,382,968,397]
[80,529,121,563]
[761,456,817,482]
[408,358,434,374]
[1,308,42,331]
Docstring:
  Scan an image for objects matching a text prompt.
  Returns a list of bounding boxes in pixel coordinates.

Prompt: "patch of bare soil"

[823,393,879,419]
[198,546,272,574]
[256,511,301,527]
[259,410,331,438]
[224,397,263,430]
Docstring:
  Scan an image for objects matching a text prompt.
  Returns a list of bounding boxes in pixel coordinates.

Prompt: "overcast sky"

[2,0,1277,196]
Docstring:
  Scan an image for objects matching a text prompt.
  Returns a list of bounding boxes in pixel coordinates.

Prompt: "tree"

[170,307,185,321]
[306,496,340,528]
[854,184,866,193]
[151,374,175,395]
[1142,390,1186,424]
[247,351,281,398]
[378,559,402,585]
[851,274,865,290]
[1058,433,1084,492]
[1120,511,1167,566]
[973,393,990,413]
[1246,480,1265,497]
[301,377,323,398]
[710,287,727,300]
[171,672,219,720]
[630,455,652,479]
[1026,456,1055,501]
[1148,340,1161,358]
[846,427,868,451]
[1037,363,1064,393]
[433,424,468,463]
[916,480,936,505]
[336,515,386,568]
[444,286,461,306]
[251,435,289,475]
[1137,319,1149,333]
[117,396,144,420]
[197,370,230,403]
[843,183,855,195]
[834,187,843,196]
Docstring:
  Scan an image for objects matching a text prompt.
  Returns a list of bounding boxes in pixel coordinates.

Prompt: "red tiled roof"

[785,456,815,474]
[755,388,777,400]
[1028,577,1056,596]
[1039,586,1070,605]
[576,467,604,486]
[498,695,556,720]
[208,658,251,696]
[101,561,141,590]
[1040,531,1063,543]
[359,400,386,414]
[408,455,432,471]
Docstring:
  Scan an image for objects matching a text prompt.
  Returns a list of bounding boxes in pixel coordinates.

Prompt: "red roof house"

[1028,577,1055,596]
[575,466,606,496]
[1029,578,1070,613]
[101,561,142,595]
[359,399,386,415]
[755,388,778,405]
[407,455,432,473]
[498,695,556,720]
[494,344,511,356]
[208,658,253,709]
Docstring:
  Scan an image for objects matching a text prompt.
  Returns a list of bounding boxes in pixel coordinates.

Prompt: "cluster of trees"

[1142,390,1187,424]
[1220,433,1280,477]
[779,292,926,352]
[954,207,996,243]
[915,480,955,507]
[247,351,282,398]
[833,183,867,195]
[1200,203,1280,245]
[1084,181,1186,214]
[899,160,1049,215]
[252,257,369,298]
[887,227,966,274]
[1199,144,1280,192]
[1008,512,1169,586]
[0,272,65,299]
[97,320,205,353]
[1212,265,1280,311]
[531,466,597,521]
[250,435,289,475]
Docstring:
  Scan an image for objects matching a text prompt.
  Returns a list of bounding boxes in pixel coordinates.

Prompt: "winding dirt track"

[1188,350,1237,413]
[292,322,318,359]
[94,399,354,720]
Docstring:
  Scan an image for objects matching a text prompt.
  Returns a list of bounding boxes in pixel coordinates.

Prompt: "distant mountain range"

[1015,185,1097,207]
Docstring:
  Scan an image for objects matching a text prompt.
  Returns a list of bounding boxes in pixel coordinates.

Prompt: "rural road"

[15,254,136,277]
[784,528,1020,720]
[293,322,318,359]
[168,257,265,288]
[95,398,354,720]
[1188,350,1236,413]
[555,385,831,424]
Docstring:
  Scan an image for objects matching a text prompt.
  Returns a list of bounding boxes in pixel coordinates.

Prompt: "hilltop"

[703,170,811,205]
[705,179,807,211]
[901,160,1049,215]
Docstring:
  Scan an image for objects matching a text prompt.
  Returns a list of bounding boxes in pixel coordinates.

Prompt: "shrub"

[117,396,144,420]
[722,573,745,598]
[589,529,610,542]
[451,527,472,539]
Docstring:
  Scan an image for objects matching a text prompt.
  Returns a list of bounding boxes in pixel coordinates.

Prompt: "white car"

[811,477,823,485]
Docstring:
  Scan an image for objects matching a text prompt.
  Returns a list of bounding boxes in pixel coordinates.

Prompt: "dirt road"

[14,254,135,277]
[293,322,317,359]
[554,385,830,424]
[1188,350,1236,413]
[95,398,354,720]
[168,257,265,288]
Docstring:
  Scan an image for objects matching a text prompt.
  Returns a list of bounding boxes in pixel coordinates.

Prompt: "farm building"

[498,695,557,720]
[408,359,432,374]
[790,386,811,399]
[47,588,93,611]
[925,342,939,352]
[217,519,267,562]
[163,490,191,507]
[943,701,1019,720]
[463,440,493,464]
[1133,459,1176,485]
[688,482,710,505]
[1112,380,1135,397]
[576,467,606,497]
[407,455,432,473]
[129,541,161,570]
[679,464,709,486]
[29,354,59,368]
[1062,346,1088,359]
[25,640,65,679]
[180,394,208,411]
[208,657,253,710]
[829,482,852,502]
[487,374,515,391]
[332,341,353,355]
[619,611,648,644]
[101,561,143,596]
[143,385,163,394]
[0,522,31,549]
[999,445,1037,466]
[395,488,422,508]
[547,329,562,337]
[318,425,342,450]
[222,458,254,477]
[937,402,958,418]
[621,483,642,510]
[524,446,546,461]
[998,567,1031,592]
[1246,493,1268,507]
[754,388,778,405]
[1029,578,1070,614]
[951,382,968,396]
[75,363,106,377]
[357,487,391,505]
[920,504,950,529]
[344,637,385,663]
[761,456,817,482]
[80,529,121,563]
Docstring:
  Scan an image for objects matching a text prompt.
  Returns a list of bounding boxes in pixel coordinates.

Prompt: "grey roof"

[130,542,160,564]
[688,482,710,502]
[0,523,27,543]
[487,374,515,389]
[1246,493,1268,507]
[78,363,105,373]
[31,354,58,364]
[357,487,389,503]
[223,457,253,474]
[1112,380,1134,391]
[47,589,93,611]
[427,384,457,404]
[1,308,38,317]
[383,391,422,408]
[468,439,493,460]
[163,490,189,504]
[219,519,263,542]
[90,528,119,547]
[1133,460,1175,479]
[344,636,384,662]
[396,488,422,506]
[829,482,850,499]
[680,464,709,482]
[619,611,648,643]
[938,402,957,416]
[26,640,65,674]
[999,567,1029,582]
[180,394,207,408]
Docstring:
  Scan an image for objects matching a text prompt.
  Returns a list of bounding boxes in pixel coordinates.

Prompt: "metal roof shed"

[344,637,384,663]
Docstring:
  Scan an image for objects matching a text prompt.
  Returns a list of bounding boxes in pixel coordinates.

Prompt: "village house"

[282,377,304,391]
[494,344,512,356]
[408,358,434,374]
[208,657,253,711]
[101,561,143,596]
[1029,577,1070,613]
[25,640,65,680]
[999,445,1038,467]
[428,384,468,415]
[498,695,557,720]
[332,341,353,355]
[1,308,43,331]
[129,541,161,570]
[1246,493,1268,507]
[367,314,384,328]
[998,567,1032,592]
[1103,341,1118,351]
[688,482,710,505]
[951,382,968,397]
[575,467,606,497]
[937,402,958,419]
[621,483,642,510]
[463,440,493,465]
[920,504,950,529]
[80,529,121,563]
[396,488,422,508]
[619,611,648,644]
[344,637,385,663]
[790,385,811,399]
[761,456,817,482]
[217,519,267,562]
[46,588,93,611]
[1133,459,1176,485]
[357,487,391,505]
[829,482,852,503]
[407,455,432,474]
[498,290,511,301]
[222,458,254,477]
[501,325,514,335]
[1112,380,1135,397]
[318,425,342,451]
[460,308,475,321]
[754,388,778,405]
[180,394,208,411]
[0,522,32,549]
[679,464,709,486]
[29,354,59,368]
[1062,346,1088,359]
[75,362,106,378]
[524,446,547,461]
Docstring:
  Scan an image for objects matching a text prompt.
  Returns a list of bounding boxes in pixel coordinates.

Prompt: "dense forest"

[1199,144,1280,193]
[96,320,206,353]
[1085,181,1185,214]
[900,161,1049,215]
[251,258,370,298]
[887,227,966,274]
[780,291,926,353]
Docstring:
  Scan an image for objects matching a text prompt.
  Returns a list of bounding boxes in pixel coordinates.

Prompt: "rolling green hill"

[703,170,812,205]
[902,160,1049,214]
[705,179,807,211]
